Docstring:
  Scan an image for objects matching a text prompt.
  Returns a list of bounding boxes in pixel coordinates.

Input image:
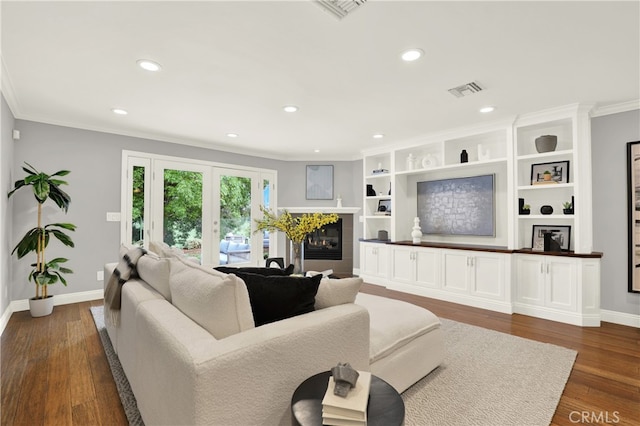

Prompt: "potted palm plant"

[8,163,76,317]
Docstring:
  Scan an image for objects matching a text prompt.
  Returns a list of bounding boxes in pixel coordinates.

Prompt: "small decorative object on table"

[330,363,359,397]
[322,368,372,425]
[460,149,468,163]
[411,217,422,244]
[254,207,338,275]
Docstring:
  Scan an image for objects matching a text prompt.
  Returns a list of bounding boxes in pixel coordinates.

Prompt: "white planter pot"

[29,295,54,317]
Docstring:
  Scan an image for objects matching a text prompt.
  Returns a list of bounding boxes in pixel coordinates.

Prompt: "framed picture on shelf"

[627,141,640,293]
[376,199,391,215]
[531,225,571,252]
[530,161,570,185]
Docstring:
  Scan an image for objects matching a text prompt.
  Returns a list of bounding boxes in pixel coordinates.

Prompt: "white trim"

[600,309,640,328]
[0,290,104,336]
[0,55,20,117]
[279,207,360,214]
[591,100,640,117]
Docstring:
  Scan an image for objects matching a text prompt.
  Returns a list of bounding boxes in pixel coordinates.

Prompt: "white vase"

[411,217,422,244]
[29,295,54,317]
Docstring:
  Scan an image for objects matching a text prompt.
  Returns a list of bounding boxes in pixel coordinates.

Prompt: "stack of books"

[321,371,371,426]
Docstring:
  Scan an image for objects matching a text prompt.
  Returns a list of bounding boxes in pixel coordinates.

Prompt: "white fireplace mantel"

[278,207,360,214]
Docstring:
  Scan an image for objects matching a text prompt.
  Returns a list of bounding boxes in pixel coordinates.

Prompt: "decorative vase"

[460,149,468,163]
[290,241,304,275]
[406,153,415,170]
[535,135,557,153]
[411,217,422,244]
[540,205,553,215]
[29,295,54,317]
[477,144,490,161]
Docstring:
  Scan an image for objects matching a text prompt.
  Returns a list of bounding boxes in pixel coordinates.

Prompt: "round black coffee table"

[291,371,404,426]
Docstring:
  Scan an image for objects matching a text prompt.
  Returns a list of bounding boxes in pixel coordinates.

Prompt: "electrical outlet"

[97,270,104,281]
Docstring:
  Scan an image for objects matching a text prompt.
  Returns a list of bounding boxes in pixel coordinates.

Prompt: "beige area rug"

[403,319,577,426]
[91,307,576,426]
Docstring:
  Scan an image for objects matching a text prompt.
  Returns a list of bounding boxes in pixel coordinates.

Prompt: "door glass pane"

[163,169,203,261]
[131,165,145,246]
[262,178,270,259]
[219,175,252,265]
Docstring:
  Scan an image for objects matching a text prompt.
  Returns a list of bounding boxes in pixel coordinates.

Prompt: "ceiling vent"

[448,81,484,98]
[314,0,367,20]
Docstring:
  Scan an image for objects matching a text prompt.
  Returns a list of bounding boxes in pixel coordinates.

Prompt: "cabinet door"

[376,244,389,278]
[415,248,440,288]
[361,243,379,276]
[442,251,470,293]
[515,255,545,306]
[390,246,415,284]
[545,257,577,311]
[471,253,505,300]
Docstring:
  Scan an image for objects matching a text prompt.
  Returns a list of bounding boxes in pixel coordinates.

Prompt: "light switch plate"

[106,212,121,222]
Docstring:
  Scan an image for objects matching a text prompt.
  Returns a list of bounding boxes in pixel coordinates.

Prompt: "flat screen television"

[417,174,495,236]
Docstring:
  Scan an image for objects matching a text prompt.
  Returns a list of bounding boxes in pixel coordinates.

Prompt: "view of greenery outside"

[131,167,256,262]
[220,175,252,241]
[163,170,203,254]
[132,166,145,246]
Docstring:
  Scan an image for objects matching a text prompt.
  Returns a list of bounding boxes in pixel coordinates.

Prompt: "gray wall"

[1,95,15,314]
[592,109,640,315]
[8,119,362,301]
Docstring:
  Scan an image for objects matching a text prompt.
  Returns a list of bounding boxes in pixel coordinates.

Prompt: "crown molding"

[0,55,20,117]
[591,100,640,117]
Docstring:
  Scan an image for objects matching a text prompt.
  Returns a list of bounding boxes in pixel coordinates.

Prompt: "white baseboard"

[0,289,104,336]
[601,309,640,328]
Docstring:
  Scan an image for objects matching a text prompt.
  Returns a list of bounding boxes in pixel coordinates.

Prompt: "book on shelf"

[321,370,371,422]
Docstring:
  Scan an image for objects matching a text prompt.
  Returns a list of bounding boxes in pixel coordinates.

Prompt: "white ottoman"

[356,292,444,392]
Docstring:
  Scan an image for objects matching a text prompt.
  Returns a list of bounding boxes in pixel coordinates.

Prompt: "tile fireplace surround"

[280,207,360,275]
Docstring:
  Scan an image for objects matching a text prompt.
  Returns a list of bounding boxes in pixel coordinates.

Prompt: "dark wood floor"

[1,285,639,426]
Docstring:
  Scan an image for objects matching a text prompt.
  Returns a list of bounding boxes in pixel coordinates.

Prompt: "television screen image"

[417,174,495,236]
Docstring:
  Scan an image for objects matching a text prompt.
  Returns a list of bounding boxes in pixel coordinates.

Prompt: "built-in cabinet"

[359,103,601,326]
[360,242,389,282]
[513,253,600,326]
[389,245,439,288]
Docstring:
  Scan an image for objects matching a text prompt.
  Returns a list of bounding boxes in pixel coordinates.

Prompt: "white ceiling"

[2,1,639,161]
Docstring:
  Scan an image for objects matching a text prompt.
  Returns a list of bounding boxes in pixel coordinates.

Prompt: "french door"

[122,152,276,266]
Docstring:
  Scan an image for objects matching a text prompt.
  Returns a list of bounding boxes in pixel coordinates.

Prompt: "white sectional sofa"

[104,250,443,426]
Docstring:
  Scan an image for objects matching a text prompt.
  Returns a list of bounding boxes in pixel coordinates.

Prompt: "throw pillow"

[214,264,294,276]
[137,253,172,301]
[169,256,255,339]
[233,272,322,326]
[314,277,363,310]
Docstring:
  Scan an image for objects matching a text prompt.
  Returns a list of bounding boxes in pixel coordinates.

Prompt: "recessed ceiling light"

[137,59,162,72]
[314,149,320,153]
[480,106,495,113]
[226,133,238,138]
[401,48,424,62]
[372,133,385,139]
[283,105,299,113]
[111,108,128,115]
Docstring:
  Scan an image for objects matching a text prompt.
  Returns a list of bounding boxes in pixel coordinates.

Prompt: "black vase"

[540,205,553,215]
[460,149,468,163]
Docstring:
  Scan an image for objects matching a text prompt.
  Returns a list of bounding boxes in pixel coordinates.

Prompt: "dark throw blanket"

[104,247,146,326]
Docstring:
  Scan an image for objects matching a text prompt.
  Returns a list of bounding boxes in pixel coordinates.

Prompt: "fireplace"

[304,219,342,260]
[283,209,358,275]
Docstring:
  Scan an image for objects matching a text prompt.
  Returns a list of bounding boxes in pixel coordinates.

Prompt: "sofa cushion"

[214,264,294,276]
[232,272,322,326]
[355,292,441,363]
[169,257,255,339]
[314,277,363,309]
[137,253,171,301]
